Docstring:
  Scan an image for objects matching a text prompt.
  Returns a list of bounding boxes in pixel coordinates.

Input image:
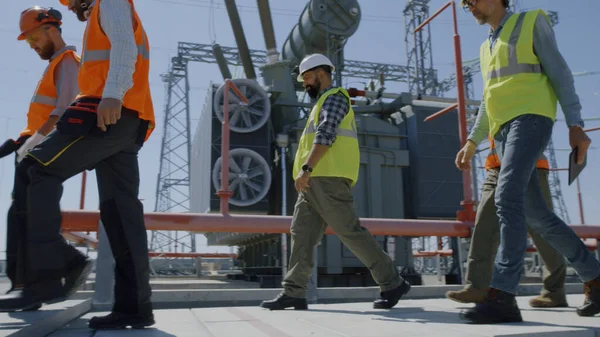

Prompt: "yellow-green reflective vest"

[480,9,558,137]
[292,87,360,186]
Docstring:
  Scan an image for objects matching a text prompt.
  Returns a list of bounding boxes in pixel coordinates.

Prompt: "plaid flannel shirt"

[313,87,350,147]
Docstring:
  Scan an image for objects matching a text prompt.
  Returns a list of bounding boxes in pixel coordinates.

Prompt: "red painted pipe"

[60,210,473,238]
[423,103,459,122]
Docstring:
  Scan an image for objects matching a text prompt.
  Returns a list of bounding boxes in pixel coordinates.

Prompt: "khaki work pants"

[465,167,567,296]
[282,177,402,298]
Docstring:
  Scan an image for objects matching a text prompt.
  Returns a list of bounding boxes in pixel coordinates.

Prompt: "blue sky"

[0,0,598,255]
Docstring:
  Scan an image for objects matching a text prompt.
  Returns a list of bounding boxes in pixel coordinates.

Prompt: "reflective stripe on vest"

[487,13,542,80]
[78,0,155,142]
[31,95,58,106]
[303,119,358,139]
[480,10,557,138]
[21,49,80,137]
[81,31,150,63]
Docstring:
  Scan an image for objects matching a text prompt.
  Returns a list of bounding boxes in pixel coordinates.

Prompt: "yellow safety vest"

[480,9,558,137]
[293,87,360,186]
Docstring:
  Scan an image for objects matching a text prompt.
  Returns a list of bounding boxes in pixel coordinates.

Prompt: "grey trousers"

[282,177,402,298]
[465,167,567,296]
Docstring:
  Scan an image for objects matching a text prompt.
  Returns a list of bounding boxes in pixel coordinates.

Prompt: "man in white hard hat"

[260,53,411,311]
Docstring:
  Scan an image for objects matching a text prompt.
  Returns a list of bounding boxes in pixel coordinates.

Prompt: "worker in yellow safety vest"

[447,134,569,309]
[0,6,80,312]
[455,0,600,323]
[260,53,410,311]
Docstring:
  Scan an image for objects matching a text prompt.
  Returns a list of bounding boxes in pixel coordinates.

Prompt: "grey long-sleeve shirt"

[89,0,138,101]
[468,10,584,145]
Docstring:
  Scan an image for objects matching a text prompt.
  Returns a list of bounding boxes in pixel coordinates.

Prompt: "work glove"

[16,132,44,163]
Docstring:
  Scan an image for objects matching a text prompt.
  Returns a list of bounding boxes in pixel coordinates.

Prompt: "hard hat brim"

[296,65,336,82]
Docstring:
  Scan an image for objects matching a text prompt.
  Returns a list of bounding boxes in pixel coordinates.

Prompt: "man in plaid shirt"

[260,53,410,311]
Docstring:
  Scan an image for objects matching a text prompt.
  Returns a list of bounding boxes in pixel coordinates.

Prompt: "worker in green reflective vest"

[456,0,600,324]
[259,53,410,311]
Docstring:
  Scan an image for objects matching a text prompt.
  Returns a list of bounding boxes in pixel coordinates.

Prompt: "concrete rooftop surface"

[30,294,599,337]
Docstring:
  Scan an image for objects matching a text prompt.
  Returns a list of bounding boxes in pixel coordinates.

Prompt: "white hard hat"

[297,53,335,82]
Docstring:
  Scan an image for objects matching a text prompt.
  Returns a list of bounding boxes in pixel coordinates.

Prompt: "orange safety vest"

[21,49,81,137]
[78,0,155,141]
[485,136,550,170]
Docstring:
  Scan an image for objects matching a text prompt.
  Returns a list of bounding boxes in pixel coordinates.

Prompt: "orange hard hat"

[18,6,62,41]
[59,0,69,6]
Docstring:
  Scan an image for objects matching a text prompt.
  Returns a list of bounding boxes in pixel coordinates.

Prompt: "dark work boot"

[459,288,523,324]
[373,280,411,309]
[259,293,308,310]
[577,275,600,317]
[0,280,64,312]
[2,288,42,312]
[63,258,93,298]
[88,312,155,330]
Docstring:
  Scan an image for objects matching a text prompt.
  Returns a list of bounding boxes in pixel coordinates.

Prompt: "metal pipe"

[61,210,473,237]
[577,177,585,224]
[256,0,279,64]
[79,171,87,210]
[216,80,249,214]
[224,0,257,79]
[281,145,288,275]
[424,103,458,121]
[212,44,233,80]
[219,82,232,214]
[414,0,475,221]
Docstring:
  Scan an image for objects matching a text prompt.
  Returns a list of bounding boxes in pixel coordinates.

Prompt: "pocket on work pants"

[56,98,110,137]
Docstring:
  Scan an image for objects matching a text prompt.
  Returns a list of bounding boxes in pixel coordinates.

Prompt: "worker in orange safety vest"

[447,135,569,308]
[0,0,155,331]
[0,6,80,312]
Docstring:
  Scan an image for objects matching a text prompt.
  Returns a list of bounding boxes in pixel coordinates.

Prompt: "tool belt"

[56,97,149,146]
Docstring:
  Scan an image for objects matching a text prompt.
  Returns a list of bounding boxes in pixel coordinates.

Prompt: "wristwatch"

[301,164,313,173]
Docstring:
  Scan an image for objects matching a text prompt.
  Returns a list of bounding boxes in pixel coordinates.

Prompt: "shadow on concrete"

[307,306,599,331]
[59,316,177,337]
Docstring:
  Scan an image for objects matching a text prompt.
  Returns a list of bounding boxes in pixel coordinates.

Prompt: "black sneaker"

[459,288,523,324]
[373,280,411,309]
[259,293,308,310]
[88,312,155,330]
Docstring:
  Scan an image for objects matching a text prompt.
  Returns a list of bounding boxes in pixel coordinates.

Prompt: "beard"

[305,80,321,99]
[472,10,488,25]
[38,40,56,60]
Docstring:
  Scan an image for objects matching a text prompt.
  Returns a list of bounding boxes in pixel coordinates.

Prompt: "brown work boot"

[446,287,487,304]
[577,275,600,317]
[529,291,568,308]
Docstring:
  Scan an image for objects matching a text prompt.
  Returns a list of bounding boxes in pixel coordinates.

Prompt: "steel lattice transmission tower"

[403,0,438,95]
[151,56,196,255]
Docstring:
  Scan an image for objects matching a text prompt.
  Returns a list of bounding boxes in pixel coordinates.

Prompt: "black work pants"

[13,107,152,315]
[6,155,26,289]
